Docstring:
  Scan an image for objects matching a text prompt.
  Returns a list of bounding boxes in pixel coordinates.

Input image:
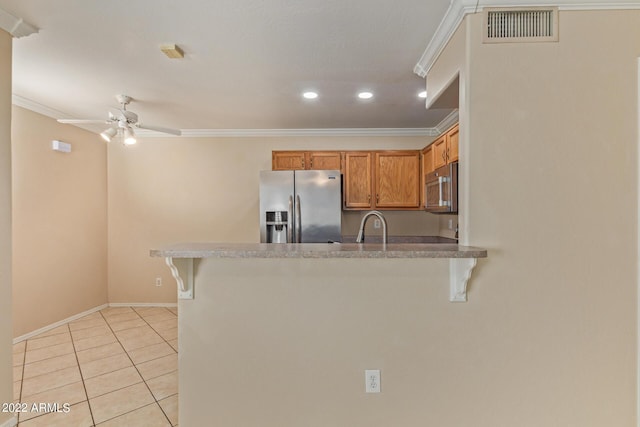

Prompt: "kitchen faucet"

[356,210,388,244]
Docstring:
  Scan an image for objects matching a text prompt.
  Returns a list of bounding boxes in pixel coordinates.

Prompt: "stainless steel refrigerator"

[259,170,342,243]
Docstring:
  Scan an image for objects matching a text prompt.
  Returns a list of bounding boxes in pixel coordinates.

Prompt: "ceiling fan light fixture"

[100,127,117,142]
[123,127,137,145]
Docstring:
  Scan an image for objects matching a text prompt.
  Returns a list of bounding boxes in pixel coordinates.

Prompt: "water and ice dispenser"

[265,211,288,243]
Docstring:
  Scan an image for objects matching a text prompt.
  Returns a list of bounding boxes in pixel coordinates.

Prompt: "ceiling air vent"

[484,7,558,43]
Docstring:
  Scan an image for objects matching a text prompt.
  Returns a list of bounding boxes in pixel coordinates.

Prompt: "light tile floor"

[12,306,178,426]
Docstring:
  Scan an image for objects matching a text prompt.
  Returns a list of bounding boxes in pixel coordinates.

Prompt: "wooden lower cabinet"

[343,152,373,209]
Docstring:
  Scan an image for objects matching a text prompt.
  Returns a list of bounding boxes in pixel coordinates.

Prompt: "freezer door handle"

[287,195,294,243]
[295,195,302,243]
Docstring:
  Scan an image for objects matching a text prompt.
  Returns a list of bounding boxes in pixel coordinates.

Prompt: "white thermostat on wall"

[51,140,71,153]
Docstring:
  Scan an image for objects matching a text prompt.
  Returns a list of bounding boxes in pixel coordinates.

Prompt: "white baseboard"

[12,302,177,343]
[109,302,178,308]
[13,303,109,344]
[0,415,17,427]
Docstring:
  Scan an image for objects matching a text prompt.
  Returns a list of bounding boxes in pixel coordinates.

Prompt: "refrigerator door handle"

[287,195,294,243]
[295,195,302,243]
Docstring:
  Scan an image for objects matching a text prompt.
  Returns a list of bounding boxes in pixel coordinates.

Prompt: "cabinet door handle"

[442,151,446,161]
[310,158,313,169]
[367,194,371,203]
[376,194,379,204]
[302,159,305,169]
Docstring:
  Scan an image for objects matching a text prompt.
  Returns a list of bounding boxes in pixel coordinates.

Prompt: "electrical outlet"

[155,277,162,287]
[365,369,381,393]
[373,219,381,229]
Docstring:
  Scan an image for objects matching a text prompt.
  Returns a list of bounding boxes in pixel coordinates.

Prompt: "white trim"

[14,93,442,138]
[175,128,439,137]
[12,302,178,343]
[414,0,640,78]
[414,0,475,78]
[12,95,72,119]
[108,302,178,308]
[636,58,640,427]
[0,7,37,38]
[434,110,460,135]
[12,304,109,344]
[0,416,17,427]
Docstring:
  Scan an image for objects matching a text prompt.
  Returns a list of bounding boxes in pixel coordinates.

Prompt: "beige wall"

[177,9,640,426]
[107,135,439,303]
[181,257,452,426]
[0,29,13,426]
[12,107,108,337]
[450,10,637,425]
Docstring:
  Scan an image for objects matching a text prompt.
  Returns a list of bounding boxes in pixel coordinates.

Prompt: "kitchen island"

[151,242,486,426]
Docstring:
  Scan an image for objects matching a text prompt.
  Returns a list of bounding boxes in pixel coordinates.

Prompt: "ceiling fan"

[57,94,182,145]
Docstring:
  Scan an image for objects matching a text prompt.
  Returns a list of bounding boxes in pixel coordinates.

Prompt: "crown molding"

[14,94,443,138]
[414,0,476,78]
[176,128,439,138]
[434,110,460,134]
[0,6,37,38]
[12,94,71,118]
[414,0,640,78]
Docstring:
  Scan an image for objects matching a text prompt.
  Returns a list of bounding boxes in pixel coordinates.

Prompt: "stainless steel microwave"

[425,162,458,213]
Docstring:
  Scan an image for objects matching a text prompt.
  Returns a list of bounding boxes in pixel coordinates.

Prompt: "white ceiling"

[0,0,453,133]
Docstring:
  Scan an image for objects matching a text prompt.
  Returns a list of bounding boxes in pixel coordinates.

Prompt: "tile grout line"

[14,307,178,426]
[15,338,26,424]
[16,323,75,426]
[129,307,178,426]
[99,308,175,426]
[133,306,179,352]
[68,322,97,427]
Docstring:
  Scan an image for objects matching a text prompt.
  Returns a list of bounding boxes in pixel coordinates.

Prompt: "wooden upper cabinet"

[273,149,423,210]
[422,145,435,175]
[272,151,306,170]
[343,152,373,209]
[272,151,342,172]
[423,123,460,170]
[433,135,448,169]
[447,124,459,163]
[307,151,342,171]
[375,151,421,209]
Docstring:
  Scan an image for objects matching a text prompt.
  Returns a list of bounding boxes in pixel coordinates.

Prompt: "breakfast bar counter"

[150,241,487,259]
[150,242,487,426]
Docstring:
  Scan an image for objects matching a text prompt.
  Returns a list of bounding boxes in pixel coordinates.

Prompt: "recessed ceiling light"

[303,91,318,99]
[358,91,373,100]
[418,91,427,98]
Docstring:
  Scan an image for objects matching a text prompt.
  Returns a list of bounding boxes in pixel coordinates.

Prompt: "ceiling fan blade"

[57,119,109,124]
[136,124,182,136]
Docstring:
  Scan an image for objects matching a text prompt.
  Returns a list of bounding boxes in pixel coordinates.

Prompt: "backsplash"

[342,210,441,237]
[438,214,458,240]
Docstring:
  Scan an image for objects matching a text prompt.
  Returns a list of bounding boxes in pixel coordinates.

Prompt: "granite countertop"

[150,242,487,259]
